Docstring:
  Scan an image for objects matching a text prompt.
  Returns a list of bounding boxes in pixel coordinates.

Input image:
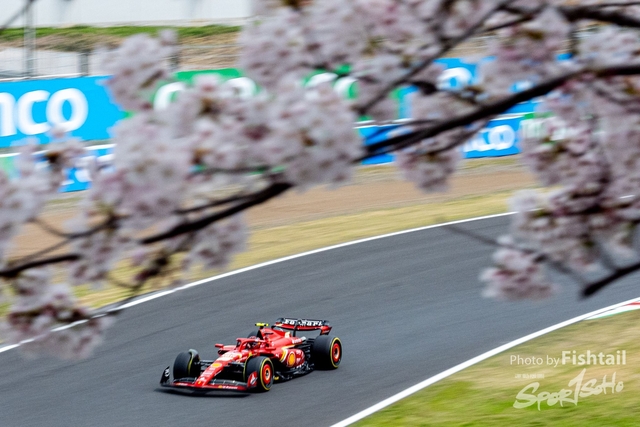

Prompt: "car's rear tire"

[311,335,342,369]
[247,330,260,339]
[173,349,201,380]
[244,356,274,392]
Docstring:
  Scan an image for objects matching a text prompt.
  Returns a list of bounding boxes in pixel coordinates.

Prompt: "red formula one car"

[159,318,342,393]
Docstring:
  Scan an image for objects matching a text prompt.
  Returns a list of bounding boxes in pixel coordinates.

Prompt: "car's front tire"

[173,349,201,380]
[244,356,274,392]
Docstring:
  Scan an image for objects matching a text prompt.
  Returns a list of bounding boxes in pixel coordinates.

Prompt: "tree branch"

[0,183,292,278]
[362,72,577,158]
[14,237,73,268]
[176,192,255,215]
[0,254,80,278]
[362,63,640,159]
[582,259,640,297]
[561,5,640,28]
[357,0,516,115]
[484,4,547,33]
[444,224,589,287]
[593,2,640,7]
[482,15,533,33]
[141,182,291,245]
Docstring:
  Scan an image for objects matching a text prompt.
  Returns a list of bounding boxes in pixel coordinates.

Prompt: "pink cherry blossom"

[395,147,460,192]
[100,32,175,111]
[8,1,640,359]
[239,8,313,90]
[4,269,114,359]
[184,214,248,271]
[480,247,557,301]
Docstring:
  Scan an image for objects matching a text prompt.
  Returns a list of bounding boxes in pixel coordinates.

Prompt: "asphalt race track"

[1,215,640,427]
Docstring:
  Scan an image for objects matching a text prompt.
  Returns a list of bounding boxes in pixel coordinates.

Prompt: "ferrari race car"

[160,318,342,393]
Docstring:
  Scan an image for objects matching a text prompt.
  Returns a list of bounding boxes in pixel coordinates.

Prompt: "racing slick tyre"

[247,330,261,339]
[311,335,342,370]
[244,356,274,392]
[173,349,201,380]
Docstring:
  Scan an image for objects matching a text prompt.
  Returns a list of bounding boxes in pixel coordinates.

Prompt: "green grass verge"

[0,25,240,43]
[0,24,241,51]
[355,309,640,426]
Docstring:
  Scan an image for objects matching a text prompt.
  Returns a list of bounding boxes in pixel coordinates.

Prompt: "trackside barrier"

[0,57,545,191]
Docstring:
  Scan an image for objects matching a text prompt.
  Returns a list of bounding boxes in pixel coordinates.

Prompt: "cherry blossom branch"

[582,259,640,297]
[11,2,640,359]
[560,5,640,27]
[175,192,257,215]
[594,2,640,7]
[14,238,73,268]
[134,233,196,287]
[363,72,578,158]
[588,80,640,114]
[31,218,69,239]
[5,66,640,289]
[141,182,291,245]
[31,216,116,240]
[189,165,269,177]
[482,14,535,33]
[0,182,290,279]
[357,0,517,116]
[486,4,547,33]
[363,63,640,159]
[443,224,589,286]
[1,254,80,278]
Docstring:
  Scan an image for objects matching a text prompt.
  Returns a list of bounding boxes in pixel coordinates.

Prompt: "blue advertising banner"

[400,57,540,114]
[434,57,477,90]
[359,125,399,165]
[0,76,124,147]
[392,56,543,160]
[461,115,524,158]
[360,114,528,164]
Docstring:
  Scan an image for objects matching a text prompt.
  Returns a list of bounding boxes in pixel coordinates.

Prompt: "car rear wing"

[274,318,332,335]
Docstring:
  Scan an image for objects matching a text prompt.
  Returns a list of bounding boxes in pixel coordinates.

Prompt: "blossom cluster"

[99,31,176,111]
[6,0,640,358]
[4,269,112,359]
[480,7,572,97]
[481,246,556,301]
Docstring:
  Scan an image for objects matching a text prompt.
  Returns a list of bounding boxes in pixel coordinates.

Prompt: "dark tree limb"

[582,260,640,297]
[141,182,291,245]
[0,254,80,278]
[561,5,640,28]
[362,72,579,158]
[592,2,640,7]
[176,193,255,215]
[444,224,590,287]
[362,63,640,160]
[0,183,292,278]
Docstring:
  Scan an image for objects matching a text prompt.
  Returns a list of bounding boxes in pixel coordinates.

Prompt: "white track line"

[330,295,640,427]
[0,212,514,355]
